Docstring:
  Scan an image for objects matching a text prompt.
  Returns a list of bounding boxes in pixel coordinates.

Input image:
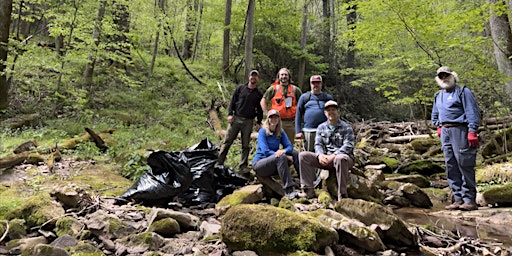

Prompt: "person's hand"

[227,115,234,123]
[437,127,442,137]
[275,149,286,157]
[318,154,333,166]
[468,132,479,147]
[296,133,303,139]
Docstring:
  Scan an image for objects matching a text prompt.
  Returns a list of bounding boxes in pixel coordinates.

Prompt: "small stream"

[394,205,512,247]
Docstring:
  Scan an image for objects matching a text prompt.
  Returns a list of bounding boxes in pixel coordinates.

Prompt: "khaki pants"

[281,119,296,145]
[299,151,354,198]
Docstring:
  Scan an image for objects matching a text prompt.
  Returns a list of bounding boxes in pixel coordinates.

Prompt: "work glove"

[468,132,479,147]
[437,127,442,137]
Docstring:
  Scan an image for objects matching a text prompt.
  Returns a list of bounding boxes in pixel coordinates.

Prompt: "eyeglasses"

[438,72,451,79]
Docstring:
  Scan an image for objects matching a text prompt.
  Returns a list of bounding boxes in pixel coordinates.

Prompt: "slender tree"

[182,0,199,60]
[490,0,512,97]
[83,0,106,88]
[298,2,308,90]
[244,0,255,81]
[0,0,13,110]
[222,0,232,75]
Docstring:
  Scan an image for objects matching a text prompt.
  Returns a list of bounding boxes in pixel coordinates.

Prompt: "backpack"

[434,85,482,120]
[301,91,329,114]
[303,91,329,104]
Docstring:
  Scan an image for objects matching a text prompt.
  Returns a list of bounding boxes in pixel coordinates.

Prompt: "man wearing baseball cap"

[217,70,263,173]
[432,66,480,211]
[295,75,333,152]
[298,100,355,201]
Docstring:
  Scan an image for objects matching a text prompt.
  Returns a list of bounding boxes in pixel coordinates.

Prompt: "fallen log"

[0,151,45,169]
[384,134,431,143]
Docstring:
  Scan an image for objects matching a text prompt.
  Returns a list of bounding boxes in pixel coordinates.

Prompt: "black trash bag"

[213,165,250,202]
[120,138,250,207]
[119,151,192,205]
[178,138,219,206]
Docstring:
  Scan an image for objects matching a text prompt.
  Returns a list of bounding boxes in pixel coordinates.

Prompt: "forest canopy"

[0,0,511,122]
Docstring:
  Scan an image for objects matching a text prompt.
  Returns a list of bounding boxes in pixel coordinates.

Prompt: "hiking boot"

[284,187,298,200]
[459,201,478,211]
[299,188,315,199]
[445,201,463,210]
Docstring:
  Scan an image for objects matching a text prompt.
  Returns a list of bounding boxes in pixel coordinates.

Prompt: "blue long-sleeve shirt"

[314,119,355,159]
[431,85,480,132]
[252,128,294,164]
[295,92,334,133]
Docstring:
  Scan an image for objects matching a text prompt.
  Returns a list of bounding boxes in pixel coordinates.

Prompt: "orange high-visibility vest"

[270,82,297,119]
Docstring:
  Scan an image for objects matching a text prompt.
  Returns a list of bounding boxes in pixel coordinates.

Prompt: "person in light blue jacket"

[295,75,334,152]
[252,109,299,199]
[431,66,480,211]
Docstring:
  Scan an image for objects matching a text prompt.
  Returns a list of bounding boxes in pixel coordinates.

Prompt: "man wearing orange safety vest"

[260,68,302,144]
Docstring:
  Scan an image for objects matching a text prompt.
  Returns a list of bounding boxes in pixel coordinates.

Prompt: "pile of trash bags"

[120,138,249,207]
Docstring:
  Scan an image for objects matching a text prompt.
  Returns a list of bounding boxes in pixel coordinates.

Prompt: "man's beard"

[436,76,456,89]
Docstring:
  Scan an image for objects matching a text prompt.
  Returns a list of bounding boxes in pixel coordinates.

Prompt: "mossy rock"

[7,219,27,239]
[67,241,103,255]
[147,217,181,236]
[4,192,65,228]
[396,160,444,176]
[410,138,438,154]
[56,216,84,237]
[220,204,338,254]
[367,156,397,173]
[480,182,512,206]
[385,174,430,188]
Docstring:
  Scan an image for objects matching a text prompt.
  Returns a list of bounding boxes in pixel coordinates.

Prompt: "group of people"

[218,66,481,210]
[217,67,355,201]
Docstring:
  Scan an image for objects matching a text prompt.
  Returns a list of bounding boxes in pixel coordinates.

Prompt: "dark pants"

[441,125,477,203]
[217,116,253,169]
[252,151,299,189]
[299,151,353,198]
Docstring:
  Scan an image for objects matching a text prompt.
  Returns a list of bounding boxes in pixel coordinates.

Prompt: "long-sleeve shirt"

[314,119,355,159]
[228,83,264,125]
[252,128,294,164]
[295,92,334,133]
[431,85,480,133]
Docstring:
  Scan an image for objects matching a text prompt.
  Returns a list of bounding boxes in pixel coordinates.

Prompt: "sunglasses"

[438,72,451,79]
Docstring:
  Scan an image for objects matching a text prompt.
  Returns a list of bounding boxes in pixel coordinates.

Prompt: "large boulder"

[309,209,386,253]
[479,182,512,206]
[399,183,433,208]
[334,199,417,249]
[220,204,338,254]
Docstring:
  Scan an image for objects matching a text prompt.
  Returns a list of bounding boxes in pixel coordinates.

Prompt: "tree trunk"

[182,0,199,60]
[341,0,357,102]
[0,0,13,110]
[111,0,131,68]
[492,0,512,97]
[83,0,106,88]
[147,0,166,84]
[244,0,255,81]
[192,0,203,62]
[222,0,232,75]
[297,3,308,90]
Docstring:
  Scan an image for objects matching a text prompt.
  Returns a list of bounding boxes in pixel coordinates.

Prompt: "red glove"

[437,127,442,137]
[468,132,479,147]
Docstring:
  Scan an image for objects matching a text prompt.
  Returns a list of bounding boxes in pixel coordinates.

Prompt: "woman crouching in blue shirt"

[252,109,299,199]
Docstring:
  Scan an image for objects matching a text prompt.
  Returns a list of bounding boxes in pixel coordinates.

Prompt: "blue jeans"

[252,150,299,189]
[441,125,477,203]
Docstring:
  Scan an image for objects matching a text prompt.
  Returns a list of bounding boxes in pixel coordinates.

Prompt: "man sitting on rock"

[298,100,355,201]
